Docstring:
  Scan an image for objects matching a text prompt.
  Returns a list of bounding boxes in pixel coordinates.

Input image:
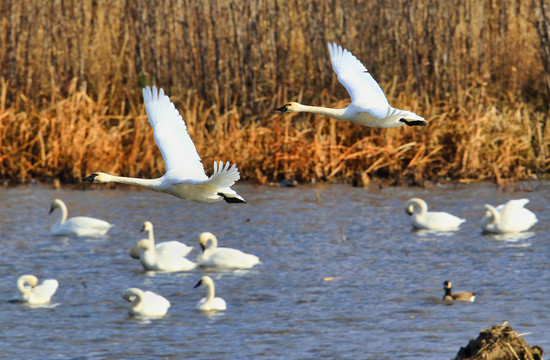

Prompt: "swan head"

[19,274,38,288]
[141,221,153,233]
[82,172,109,183]
[198,232,217,252]
[194,276,214,289]
[443,281,452,290]
[405,203,414,216]
[276,102,301,113]
[122,288,142,302]
[49,199,64,214]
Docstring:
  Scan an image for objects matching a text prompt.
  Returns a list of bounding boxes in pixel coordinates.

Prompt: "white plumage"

[194,276,226,311]
[276,42,426,128]
[197,232,260,269]
[83,86,245,204]
[122,288,171,317]
[482,199,537,233]
[17,275,58,305]
[49,199,113,237]
[405,198,465,231]
[129,221,193,259]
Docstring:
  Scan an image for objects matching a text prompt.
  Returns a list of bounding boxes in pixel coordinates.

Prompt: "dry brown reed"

[0,0,549,185]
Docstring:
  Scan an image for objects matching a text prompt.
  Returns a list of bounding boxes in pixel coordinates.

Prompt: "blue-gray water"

[0,183,548,359]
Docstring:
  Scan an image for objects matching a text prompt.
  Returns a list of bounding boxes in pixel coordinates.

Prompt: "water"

[0,183,548,359]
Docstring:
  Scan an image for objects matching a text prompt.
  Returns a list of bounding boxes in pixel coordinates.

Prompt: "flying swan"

[197,232,260,269]
[482,199,537,234]
[49,198,113,237]
[17,274,59,305]
[194,276,227,311]
[276,42,426,128]
[130,221,193,259]
[405,198,465,231]
[122,288,171,317]
[83,86,245,204]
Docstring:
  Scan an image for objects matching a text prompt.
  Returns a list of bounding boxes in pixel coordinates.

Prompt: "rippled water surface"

[0,183,548,359]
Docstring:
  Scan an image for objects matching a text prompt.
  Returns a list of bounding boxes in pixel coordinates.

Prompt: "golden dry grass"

[0,0,549,185]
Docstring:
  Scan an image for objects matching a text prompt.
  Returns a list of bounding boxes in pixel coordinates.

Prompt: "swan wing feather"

[328,42,389,107]
[143,86,207,181]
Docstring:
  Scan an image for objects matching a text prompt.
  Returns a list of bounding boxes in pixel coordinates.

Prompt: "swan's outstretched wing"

[143,86,208,181]
[207,161,241,189]
[328,42,389,107]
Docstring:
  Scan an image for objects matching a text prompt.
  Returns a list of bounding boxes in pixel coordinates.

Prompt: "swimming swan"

[197,232,260,269]
[442,281,475,302]
[17,275,58,305]
[135,235,197,272]
[482,199,537,233]
[276,42,426,128]
[130,221,193,259]
[49,199,113,237]
[194,276,226,311]
[405,198,465,231]
[83,86,245,204]
[122,288,171,317]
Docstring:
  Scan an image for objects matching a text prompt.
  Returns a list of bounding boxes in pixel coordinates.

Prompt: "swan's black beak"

[140,226,145,233]
[49,205,55,215]
[276,104,289,112]
[193,279,203,288]
[82,174,98,182]
[200,243,205,252]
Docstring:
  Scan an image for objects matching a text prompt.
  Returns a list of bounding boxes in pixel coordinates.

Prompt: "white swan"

[276,42,426,128]
[129,221,193,259]
[405,198,465,231]
[17,275,58,305]
[194,276,226,311]
[122,288,171,317]
[482,199,537,233]
[83,86,245,204]
[135,236,196,272]
[49,199,113,237]
[197,232,260,269]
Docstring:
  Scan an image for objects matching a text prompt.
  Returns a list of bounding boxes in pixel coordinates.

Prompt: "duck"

[49,199,113,237]
[82,86,245,204]
[17,275,58,305]
[134,236,196,272]
[129,221,193,259]
[405,198,465,231]
[122,288,171,317]
[197,232,260,269]
[276,42,426,128]
[194,276,226,311]
[442,281,475,302]
[482,199,537,233]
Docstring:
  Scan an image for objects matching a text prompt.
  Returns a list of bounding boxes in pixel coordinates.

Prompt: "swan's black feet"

[399,119,427,126]
[217,193,247,204]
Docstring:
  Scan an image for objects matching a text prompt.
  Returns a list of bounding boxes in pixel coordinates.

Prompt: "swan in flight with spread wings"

[49,199,113,237]
[482,199,537,233]
[17,275,59,305]
[276,43,426,128]
[83,86,245,204]
[130,221,193,259]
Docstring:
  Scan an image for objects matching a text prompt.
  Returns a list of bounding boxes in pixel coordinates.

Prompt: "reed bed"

[0,0,549,185]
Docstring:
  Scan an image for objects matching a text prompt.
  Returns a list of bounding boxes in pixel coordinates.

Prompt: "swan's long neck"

[147,228,154,244]
[99,173,164,191]
[17,276,35,295]
[56,201,69,225]
[295,104,348,120]
[484,205,499,224]
[126,289,144,311]
[409,198,428,216]
[204,236,218,256]
[204,281,216,307]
